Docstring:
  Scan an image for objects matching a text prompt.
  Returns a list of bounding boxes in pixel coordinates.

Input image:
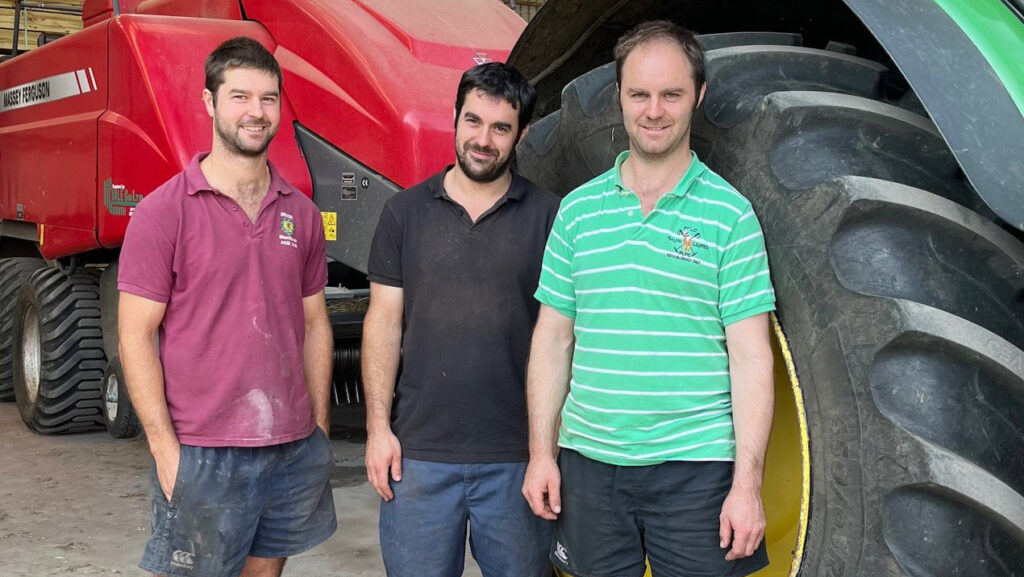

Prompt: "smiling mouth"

[241,125,268,134]
[466,146,497,161]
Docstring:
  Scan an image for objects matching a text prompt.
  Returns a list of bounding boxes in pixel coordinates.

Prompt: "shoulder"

[691,165,754,222]
[515,174,561,212]
[557,166,618,217]
[131,171,191,230]
[381,176,438,216]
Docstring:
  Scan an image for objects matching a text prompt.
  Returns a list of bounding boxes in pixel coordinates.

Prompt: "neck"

[200,144,270,199]
[445,165,512,202]
[621,144,693,198]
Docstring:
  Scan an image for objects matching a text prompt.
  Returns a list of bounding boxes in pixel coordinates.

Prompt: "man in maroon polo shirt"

[118,37,336,577]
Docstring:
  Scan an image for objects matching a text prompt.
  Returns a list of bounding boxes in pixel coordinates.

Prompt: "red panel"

[3,0,523,259]
[40,224,100,259]
[135,0,243,19]
[0,23,108,258]
[244,0,525,188]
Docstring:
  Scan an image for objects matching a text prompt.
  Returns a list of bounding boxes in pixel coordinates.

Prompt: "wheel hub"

[104,372,119,422]
[21,304,41,405]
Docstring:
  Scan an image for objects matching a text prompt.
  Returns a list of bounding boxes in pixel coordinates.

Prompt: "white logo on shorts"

[554,541,569,564]
[171,550,195,570]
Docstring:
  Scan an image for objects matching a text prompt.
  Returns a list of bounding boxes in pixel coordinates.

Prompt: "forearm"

[120,334,176,456]
[727,316,774,491]
[304,316,334,431]
[361,309,401,436]
[527,307,575,459]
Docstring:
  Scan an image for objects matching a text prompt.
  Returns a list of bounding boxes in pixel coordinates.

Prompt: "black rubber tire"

[0,257,48,401]
[101,355,141,439]
[12,267,106,434]
[518,38,1024,577]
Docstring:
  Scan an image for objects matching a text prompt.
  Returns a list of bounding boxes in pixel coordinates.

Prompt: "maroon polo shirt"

[118,153,327,447]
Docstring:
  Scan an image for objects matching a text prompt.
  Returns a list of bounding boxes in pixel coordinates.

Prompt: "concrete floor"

[0,404,483,577]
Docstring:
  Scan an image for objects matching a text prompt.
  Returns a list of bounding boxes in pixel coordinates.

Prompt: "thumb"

[720,515,732,549]
[391,453,403,482]
[548,478,562,514]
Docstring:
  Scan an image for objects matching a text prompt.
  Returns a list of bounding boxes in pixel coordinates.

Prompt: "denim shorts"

[552,449,768,577]
[139,428,337,577]
[379,459,552,577]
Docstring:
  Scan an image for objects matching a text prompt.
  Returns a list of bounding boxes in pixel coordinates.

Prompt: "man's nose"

[645,96,664,118]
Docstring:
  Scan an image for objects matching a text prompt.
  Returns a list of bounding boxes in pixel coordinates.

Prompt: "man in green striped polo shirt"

[522,20,776,577]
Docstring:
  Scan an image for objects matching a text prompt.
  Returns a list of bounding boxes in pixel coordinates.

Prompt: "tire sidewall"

[12,278,43,427]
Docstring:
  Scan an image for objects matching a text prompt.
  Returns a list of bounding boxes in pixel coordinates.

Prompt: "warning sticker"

[321,211,337,241]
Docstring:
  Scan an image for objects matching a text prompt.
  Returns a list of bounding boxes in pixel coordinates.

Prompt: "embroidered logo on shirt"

[279,212,298,249]
[668,226,708,264]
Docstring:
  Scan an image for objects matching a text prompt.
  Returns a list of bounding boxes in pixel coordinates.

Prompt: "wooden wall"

[0,0,84,54]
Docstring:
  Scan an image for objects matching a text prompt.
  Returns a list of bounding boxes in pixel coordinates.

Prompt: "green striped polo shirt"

[535,150,775,466]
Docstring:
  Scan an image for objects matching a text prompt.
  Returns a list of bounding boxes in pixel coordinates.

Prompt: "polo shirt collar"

[430,165,527,200]
[183,152,292,197]
[612,150,707,198]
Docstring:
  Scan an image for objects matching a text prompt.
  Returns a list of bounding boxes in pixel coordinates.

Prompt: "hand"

[522,455,561,520]
[719,486,766,561]
[153,443,181,502]
[365,429,402,501]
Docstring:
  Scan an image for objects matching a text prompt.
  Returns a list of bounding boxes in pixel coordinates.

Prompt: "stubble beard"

[214,114,277,159]
[456,142,512,183]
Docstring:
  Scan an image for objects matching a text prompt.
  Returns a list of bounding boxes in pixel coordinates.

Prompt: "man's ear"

[203,89,215,118]
[696,82,706,109]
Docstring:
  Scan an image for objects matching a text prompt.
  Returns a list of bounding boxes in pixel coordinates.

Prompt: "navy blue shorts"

[552,449,768,577]
[140,428,337,577]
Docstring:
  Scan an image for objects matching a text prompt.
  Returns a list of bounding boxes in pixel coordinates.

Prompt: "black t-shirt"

[367,167,559,463]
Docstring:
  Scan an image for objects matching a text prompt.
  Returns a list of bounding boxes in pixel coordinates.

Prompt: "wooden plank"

[0,8,82,37]
[0,28,43,52]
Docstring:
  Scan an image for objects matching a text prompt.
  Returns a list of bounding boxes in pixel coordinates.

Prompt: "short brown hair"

[614,20,705,94]
[205,37,282,104]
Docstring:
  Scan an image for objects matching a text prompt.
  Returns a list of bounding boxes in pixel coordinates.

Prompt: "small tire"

[0,257,48,401]
[102,356,141,439]
[12,267,106,434]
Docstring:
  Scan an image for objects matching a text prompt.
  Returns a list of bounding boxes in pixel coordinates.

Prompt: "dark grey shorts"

[140,428,337,577]
[552,449,769,577]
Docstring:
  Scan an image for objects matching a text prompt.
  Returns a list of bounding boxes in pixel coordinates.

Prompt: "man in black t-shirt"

[362,63,558,577]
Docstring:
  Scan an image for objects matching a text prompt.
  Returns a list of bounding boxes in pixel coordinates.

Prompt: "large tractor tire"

[518,35,1024,577]
[0,257,48,401]
[12,267,106,434]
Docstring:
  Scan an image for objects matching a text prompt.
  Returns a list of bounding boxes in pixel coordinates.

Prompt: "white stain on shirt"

[245,389,275,438]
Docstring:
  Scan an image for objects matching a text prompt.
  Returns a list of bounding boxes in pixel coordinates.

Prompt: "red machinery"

[0,0,524,436]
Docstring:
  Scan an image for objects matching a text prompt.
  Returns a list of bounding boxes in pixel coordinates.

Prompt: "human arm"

[719,312,774,560]
[361,282,404,501]
[118,292,176,500]
[302,290,334,434]
[521,304,575,520]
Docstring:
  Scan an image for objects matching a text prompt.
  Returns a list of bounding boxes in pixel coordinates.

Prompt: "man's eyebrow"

[226,88,280,97]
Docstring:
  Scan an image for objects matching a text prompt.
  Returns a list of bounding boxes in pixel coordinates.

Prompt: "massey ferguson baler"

[0,0,524,437]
